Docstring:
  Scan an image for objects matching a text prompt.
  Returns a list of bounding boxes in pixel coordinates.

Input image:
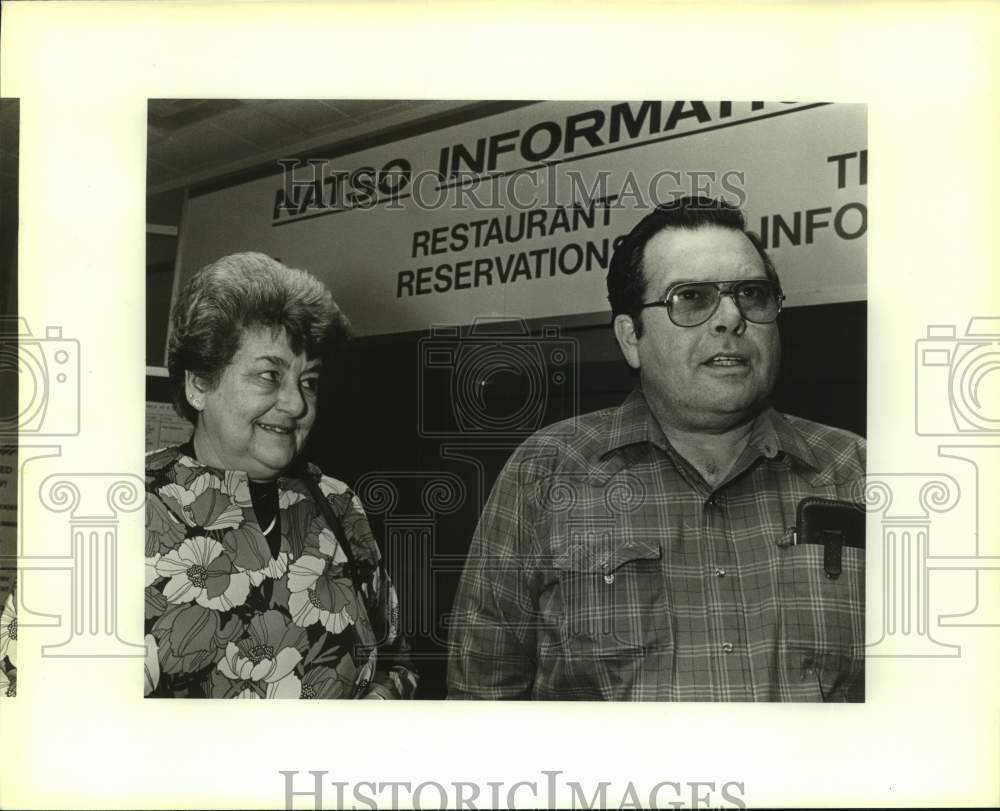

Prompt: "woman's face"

[190,327,320,480]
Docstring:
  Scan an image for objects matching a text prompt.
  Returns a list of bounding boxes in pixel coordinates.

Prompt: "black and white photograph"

[0,96,18,701]
[3,2,998,808]
[144,99,867,701]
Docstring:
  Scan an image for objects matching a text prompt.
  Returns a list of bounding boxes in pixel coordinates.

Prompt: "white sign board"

[179,101,867,337]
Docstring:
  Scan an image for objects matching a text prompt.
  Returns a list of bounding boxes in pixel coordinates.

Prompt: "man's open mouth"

[703,354,748,367]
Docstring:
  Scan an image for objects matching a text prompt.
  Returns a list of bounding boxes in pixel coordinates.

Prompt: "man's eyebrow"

[657,278,699,292]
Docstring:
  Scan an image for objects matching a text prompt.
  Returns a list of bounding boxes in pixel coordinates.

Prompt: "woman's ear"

[184,371,210,412]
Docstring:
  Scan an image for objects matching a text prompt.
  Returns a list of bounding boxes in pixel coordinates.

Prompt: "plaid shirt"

[447,388,865,701]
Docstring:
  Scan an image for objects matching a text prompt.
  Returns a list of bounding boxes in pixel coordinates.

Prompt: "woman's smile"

[190,327,320,480]
[256,421,296,435]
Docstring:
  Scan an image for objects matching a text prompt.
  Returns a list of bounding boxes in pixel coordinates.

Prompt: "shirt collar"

[601,387,823,474]
[760,405,823,472]
[602,388,656,456]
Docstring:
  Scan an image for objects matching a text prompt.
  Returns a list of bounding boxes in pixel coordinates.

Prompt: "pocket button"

[722,642,734,654]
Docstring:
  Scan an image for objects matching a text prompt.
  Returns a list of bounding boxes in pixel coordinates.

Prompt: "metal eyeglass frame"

[639,279,786,328]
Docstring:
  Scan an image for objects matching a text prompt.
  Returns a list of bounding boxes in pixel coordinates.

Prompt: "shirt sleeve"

[447,456,541,699]
[329,483,420,700]
[362,565,419,700]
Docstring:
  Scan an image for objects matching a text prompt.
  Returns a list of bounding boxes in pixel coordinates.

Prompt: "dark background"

[147,297,866,701]
[318,300,866,698]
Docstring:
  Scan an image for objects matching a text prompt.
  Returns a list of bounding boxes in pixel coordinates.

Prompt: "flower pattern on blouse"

[0,589,15,698]
[144,445,417,699]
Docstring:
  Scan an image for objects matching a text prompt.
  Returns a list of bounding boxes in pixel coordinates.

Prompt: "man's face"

[614,225,780,433]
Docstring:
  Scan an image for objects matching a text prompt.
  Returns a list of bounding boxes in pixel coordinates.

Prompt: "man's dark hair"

[606,195,778,337]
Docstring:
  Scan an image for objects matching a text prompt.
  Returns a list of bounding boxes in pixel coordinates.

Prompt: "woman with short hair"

[144,252,416,699]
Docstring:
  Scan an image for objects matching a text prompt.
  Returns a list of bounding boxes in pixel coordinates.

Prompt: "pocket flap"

[555,537,661,574]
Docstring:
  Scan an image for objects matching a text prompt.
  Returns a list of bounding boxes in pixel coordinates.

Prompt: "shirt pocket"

[548,539,665,655]
[779,544,865,701]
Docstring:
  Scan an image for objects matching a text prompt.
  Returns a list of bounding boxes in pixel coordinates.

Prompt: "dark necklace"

[248,479,281,558]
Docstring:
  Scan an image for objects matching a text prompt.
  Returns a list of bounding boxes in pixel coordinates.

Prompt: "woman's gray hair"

[167,251,352,423]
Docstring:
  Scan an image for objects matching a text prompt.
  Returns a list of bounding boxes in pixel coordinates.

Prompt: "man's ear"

[613,314,641,370]
[184,370,210,413]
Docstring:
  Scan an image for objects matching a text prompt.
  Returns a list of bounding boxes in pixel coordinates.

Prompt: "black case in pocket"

[796,497,865,579]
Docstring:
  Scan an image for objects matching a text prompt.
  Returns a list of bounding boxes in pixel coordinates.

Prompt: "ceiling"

[146,99,495,195]
[2,98,520,228]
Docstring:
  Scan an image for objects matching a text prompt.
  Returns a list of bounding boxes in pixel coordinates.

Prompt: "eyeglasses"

[640,279,785,328]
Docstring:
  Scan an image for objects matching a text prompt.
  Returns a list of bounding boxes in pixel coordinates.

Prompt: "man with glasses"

[448,196,865,701]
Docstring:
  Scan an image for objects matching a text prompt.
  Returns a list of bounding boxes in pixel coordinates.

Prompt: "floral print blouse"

[0,586,15,698]
[144,445,417,699]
